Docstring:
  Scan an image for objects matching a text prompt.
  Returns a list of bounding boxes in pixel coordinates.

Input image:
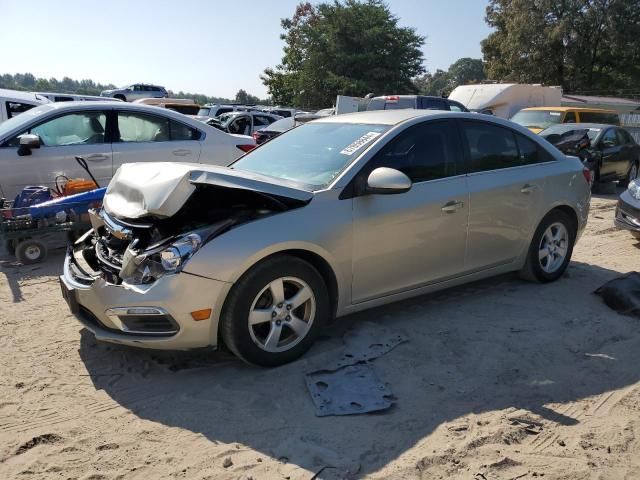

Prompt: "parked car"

[0,88,50,124]
[61,109,590,366]
[252,114,321,145]
[133,98,200,115]
[100,84,168,102]
[195,104,259,121]
[205,111,283,136]
[366,95,469,112]
[36,92,123,103]
[511,107,620,134]
[615,180,640,239]
[540,124,639,187]
[0,102,254,200]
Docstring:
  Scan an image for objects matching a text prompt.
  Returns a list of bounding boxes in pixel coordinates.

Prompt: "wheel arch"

[215,243,342,320]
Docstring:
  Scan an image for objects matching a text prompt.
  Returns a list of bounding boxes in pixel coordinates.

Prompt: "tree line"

[263,0,640,107]
[0,73,269,106]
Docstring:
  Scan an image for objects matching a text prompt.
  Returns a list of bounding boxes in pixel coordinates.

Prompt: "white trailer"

[448,83,562,119]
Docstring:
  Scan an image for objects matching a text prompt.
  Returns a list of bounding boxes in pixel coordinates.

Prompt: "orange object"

[64,179,98,196]
[190,309,212,321]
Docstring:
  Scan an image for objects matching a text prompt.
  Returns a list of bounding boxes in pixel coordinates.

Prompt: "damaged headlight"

[629,180,640,201]
[120,233,203,284]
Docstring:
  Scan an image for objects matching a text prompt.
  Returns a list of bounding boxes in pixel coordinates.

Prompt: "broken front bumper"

[61,246,232,350]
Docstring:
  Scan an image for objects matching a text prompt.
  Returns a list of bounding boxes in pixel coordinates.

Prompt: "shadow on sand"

[78,260,639,477]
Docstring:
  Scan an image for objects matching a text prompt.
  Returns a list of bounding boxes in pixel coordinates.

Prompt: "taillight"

[582,167,592,184]
[236,144,255,153]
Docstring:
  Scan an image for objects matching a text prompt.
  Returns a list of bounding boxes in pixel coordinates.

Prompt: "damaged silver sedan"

[61,110,590,366]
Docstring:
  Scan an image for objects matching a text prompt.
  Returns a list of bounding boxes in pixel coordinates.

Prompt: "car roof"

[0,88,48,103]
[521,106,618,113]
[312,109,452,125]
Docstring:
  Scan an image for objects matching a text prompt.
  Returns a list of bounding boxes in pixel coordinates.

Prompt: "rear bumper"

[61,248,232,350]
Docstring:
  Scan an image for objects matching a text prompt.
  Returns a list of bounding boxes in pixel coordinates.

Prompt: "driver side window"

[601,129,619,147]
[8,112,107,147]
[368,120,462,182]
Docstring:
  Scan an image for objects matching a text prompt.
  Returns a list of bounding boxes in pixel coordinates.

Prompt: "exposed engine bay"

[68,184,307,287]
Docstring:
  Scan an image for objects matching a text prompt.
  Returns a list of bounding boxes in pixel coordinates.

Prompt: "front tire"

[114,94,126,102]
[220,255,329,367]
[520,210,576,283]
[15,239,47,264]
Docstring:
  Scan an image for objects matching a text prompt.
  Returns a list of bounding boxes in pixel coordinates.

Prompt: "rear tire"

[15,239,47,264]
[520,210,576,283]
[220,255,329,367]
[114,94,126,102]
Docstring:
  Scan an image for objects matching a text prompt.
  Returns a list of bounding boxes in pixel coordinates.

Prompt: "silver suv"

[100,84,168,102]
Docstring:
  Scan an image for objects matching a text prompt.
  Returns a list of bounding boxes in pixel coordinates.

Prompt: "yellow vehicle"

[511,107,620,134]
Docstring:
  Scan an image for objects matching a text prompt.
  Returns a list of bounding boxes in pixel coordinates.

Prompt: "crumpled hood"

[103,162,313,219]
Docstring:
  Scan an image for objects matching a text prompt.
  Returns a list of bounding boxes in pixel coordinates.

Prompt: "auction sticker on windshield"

[340,132,382,155]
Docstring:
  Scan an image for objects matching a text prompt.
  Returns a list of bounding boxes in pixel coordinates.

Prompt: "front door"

[460,120,545,271]
[0,110,112,199]
[351,119,469,303]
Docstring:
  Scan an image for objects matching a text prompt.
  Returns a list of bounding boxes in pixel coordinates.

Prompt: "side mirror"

[17,134,41,156]
[366,167,412,195]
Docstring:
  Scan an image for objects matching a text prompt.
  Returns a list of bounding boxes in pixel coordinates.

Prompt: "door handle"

[441,200,464,213]
[172,149,191,156]
[85,154,108,161]
[521,184,537,194]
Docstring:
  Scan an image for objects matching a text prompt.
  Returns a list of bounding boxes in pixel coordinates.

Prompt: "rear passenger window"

[170,121,201,141]
[515,133,555,164]
[6,101,36,119]
[462,121,520,172]
[370,120,462,182]
[564,112,576,123]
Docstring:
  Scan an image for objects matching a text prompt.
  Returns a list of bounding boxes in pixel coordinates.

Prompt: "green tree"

[448,57,486,86]
[235,89,261,105]
[481,0,640,93]
[413,69,452,96]
[262,0,425,108]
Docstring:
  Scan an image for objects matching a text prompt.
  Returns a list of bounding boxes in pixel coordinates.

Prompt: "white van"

[448,83,563,119]
[0,89,50,124]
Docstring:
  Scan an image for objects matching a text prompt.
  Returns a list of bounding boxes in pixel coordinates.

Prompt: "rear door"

[615,128,637,178]
[461,120,547,271]
[112,111,202,173]
[0,110,112,198]
[351,119,469,302]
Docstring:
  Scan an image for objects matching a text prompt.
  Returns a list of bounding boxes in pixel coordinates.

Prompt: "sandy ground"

[1,189,639,480]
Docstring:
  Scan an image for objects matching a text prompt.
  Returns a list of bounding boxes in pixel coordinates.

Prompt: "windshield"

[0,104,53,140]
[232,122,390,189]
[197,107,211,116]
[511,110,563,129]
[264,117,296,132]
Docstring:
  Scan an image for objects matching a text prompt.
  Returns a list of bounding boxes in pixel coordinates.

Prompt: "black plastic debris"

[305,322,408,416]
[306,364,394,416]
[594,272,640,318]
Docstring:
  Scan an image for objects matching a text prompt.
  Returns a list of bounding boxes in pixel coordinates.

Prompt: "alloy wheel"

[538,222,569,273]
[248,276,316,353]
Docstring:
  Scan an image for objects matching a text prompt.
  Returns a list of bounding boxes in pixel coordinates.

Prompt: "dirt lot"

[1,190,639,480]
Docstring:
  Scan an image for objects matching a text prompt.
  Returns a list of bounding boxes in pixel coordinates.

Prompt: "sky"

[1,0,492,99]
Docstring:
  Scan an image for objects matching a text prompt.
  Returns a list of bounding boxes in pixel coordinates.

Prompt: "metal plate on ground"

[305,364,394,416]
